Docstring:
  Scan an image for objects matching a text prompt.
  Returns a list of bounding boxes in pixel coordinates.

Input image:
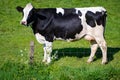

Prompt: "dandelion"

[24,48,27,51]
[20,50,23,53]
[21,53,23,56]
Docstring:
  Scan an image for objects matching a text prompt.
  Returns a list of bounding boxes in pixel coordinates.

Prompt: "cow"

[16,3,107,64]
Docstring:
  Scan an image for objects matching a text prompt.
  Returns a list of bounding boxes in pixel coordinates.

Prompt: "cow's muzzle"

[20,21,27,26]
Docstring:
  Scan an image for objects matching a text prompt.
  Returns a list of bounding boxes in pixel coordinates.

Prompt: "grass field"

[0,0,120,80]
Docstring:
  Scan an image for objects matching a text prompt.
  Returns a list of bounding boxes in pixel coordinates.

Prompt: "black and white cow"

[16,3,107,64]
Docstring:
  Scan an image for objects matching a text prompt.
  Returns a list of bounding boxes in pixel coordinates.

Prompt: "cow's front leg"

[42,46,47,63]
[43,41,52,64]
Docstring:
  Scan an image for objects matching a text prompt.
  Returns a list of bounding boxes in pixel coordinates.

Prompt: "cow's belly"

[54,37,79,42]
[54,31,86,42]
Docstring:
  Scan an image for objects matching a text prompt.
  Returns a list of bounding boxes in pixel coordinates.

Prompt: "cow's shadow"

[52,47,120,62]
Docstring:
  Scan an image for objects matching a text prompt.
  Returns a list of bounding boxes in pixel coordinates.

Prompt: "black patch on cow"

[85,11,107,27]
[53,14,83,40]
[78,10,82,16]
[63,8,76,15]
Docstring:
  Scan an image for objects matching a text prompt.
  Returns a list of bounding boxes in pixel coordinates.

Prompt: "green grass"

[0,0,120,80]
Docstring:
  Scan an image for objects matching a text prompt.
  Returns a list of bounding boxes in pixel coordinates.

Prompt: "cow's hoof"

[102,59,108,64]
[101,61,108,64]
[87,58,93,63]
[42,59,51,65]
[42,61,50,65]
[42,59,47,63]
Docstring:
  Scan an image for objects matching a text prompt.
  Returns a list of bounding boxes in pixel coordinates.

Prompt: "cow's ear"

[16,6,23,12]
[36,13,47,20]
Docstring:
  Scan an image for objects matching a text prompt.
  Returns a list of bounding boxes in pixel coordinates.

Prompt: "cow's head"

[16,3,53,30]
[16,3,35,26]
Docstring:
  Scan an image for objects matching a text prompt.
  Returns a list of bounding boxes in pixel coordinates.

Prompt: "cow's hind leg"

[87,40,98,63]
[95,37,107,64]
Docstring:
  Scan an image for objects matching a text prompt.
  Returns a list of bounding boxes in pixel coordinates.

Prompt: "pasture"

[0,0,120,80]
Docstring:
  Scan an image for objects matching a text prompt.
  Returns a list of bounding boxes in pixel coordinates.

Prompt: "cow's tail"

[101,7,107,27]
[102,10,107,37]
[103,11,107,28]
[101,7,107,36]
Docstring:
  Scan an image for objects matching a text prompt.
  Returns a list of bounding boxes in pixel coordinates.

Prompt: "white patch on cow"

[75,32,85,40]
[45,41,52,52]
[66,39,74,42]
[54,37,75,42]
[44,41,52,64]
[55,37,65,41]
[21,3,33,24]
[75,7,106,14]
[56,8,64,15]
[86,21,104,37]
[53,36,65,41]
[84,35,95,41]
[35,33,46,44]
[43,47,47,62]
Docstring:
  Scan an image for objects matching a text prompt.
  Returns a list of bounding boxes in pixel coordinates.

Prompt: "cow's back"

[75,7,107,27]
